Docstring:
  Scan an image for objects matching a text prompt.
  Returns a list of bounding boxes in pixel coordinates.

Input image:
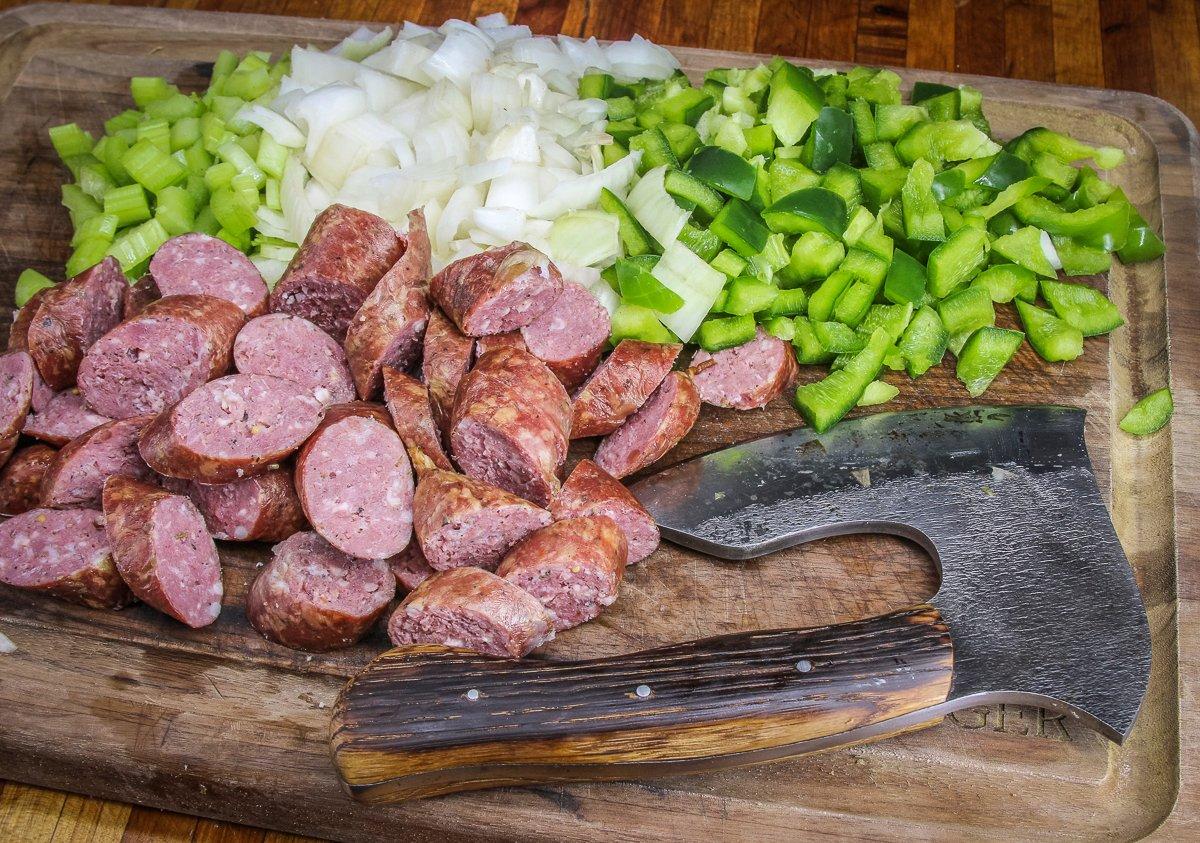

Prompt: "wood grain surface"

[0,1,1195,841]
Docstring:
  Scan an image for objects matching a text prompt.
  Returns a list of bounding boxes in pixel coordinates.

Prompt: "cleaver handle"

[330,604,954,802]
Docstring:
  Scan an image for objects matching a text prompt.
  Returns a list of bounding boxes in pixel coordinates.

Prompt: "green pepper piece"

[686,145,756,201]
[898,304,949,377]
[991,226,1057,278]
[819,72,849,108]
[661,123,702,162]
[975,151,1031,191]
[697,314,757,351]
[1070,167,1117,209]
[863,142,902,171]
[955,326,1025,397]
[723,276,780,315]
[711,198,770,257]
[794,328,892,431]
[874,104,928,142]
[616,256,683,313]
[937,286,995,336]
[849,98,877,145]
[711,249,748,278]
[1014,299,1083,362]
[883,249,927,305]
[968,176,1053,220]
[814,320,866,354]
[743,124,776,158]
[601,142,628,167]
[901,158,945,242]
[762,287,808,317]
[611,303,676,344]
[911,81,955,103]
[629,128,680,173]
[820,163,862,216]
[766,157,821,204]
[606,119,641,145]
[579,73,614,99]
[846,67,901,105]
[1050,234,1112,276]
[788,231,846,283]
[860,167,909,209]
[665,169,724,220]
[792,316,834,364]
[832,280,877,327]
[801,106,854,174]
[765,62,825,146]
[857,302,914,343]
[598,188,660,257]
[926,225,989,297]
[1116,208,1165,264]
[933,156,994,201]
[761,315,796,341]
[678,222,722,262]
[763,187,848,237]
[1040,279,1124,336]
[857,380,900,406]
[807,268,855,321]
[1119,388,1173,435]
[1012,195,1130,250]
[970,263,1037,303]
[1007,127,1125,170]
[604,95,635,121]
[921,90,960,122]
[1030,151,1079,191]
[658,87,714,126]
[987,209,1022,238]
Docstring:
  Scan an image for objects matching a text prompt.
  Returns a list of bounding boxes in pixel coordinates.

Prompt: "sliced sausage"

[102,474,222,628]
[382,366,452,474]
[138,373,324,483]
[430,242,562,336]
[689,327,799,410]
[413,469,551,571]
[496,516,627,631]
[39,414,154,509]
[149,232,269,317]
[78,294,245,420]
[27,256,125,390]
[233,313,354,407]
[183,468,306,542]
[344,208,431,399]
[474,331,526,357]
[246,531,395,651]
[269,203,403,342]
[0,350,35,466]
[520,281,611,389]
[8,287,47,351]
[594,370,700,479]
[571,340,682,439]
[551,459,660,564]
[0,445,57,515]
[450,346,570,506]
[295,401,413,560]
[123,275,161,320]
[386,566,555,658]
[0,507,134,609]
[23,389,111,446]
[422,307,474,435]
[390,540,435,593]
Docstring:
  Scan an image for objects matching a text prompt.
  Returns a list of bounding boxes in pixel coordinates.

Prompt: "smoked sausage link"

[39,414,155,509]
[413,469,551,571]
[247,531,395,652]
[103,474,222,628]
[139,373,324,483]
[422,308,474,435]
[180,468,307,542]
[8,287,47,351]
[270,204,403,342]
[27,256,125,390]
[520,281,611,389]
[344,208,431,399]
[294,401,413,560]
[122,275,161,320]
[0,445,57,515]
[78,294,245,420]
[0,507,134,609]
[382,366,453,474]
[387,566,555,658]
[0,350,36,466]
[149,232,269,317]
[430,242,562,336]
[496,516,627,631]
[551,459,660,564]
[390,540,435,593]
[233,313,355,407]
[570,340,682,439]
[594,370,700,479]
[689,328,799,410]
[23,389,110,446]
[450,346,570,506]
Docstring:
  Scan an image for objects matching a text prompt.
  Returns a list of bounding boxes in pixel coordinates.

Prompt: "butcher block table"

[0,0,1198,840]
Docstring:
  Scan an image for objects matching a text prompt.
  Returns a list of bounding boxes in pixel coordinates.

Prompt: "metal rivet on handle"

[635,684,652,698]
[796,659,813,673]
[466,688,480,701]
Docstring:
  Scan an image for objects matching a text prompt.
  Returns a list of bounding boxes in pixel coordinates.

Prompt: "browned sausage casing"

[594,370,700,479]
[0,445,57,515]
[27,256,125,390]
[551,459,660,564]
[429,242,562,336]
[382,366,453,474]
[571,340,682,439]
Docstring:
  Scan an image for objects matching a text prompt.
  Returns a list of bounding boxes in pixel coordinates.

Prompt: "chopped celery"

[48,123,94,160]
[103,183,151,226]
[70,213,119,247]
[122,139,186,193]
[66,238,110,277]
[155,185,197,237]
[15,269,55,307]
[108,218,170,273]
[130,76,176,107]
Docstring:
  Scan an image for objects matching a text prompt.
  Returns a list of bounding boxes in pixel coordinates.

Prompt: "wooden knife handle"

[330,605,954,802]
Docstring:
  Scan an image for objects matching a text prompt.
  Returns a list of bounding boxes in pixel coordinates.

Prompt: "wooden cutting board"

[0,4,1195,841]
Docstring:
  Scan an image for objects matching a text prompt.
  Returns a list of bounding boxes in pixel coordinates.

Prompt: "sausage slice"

[247,531,395,651]
[0,507,133,609]
[23,389,111,446]
[382,366,452,474]
[177,468,306,542]
[233,313,355,407]
[387,567,555,658]
[0,350,35,466]
[149,232,269,317]
[520,281,611,389]
[8,287,47,351]
[27,257,125,390]
[102,475,222,628]
[39,414,154,508]
[344,208,431,399]
[594,370,700,479]
[689,328,799,410]
[270,204,403,341]
[295,401,413,560]
[122,275,161,320]
[413,469,551,571]
[450,346,570,506]
[390,540,435,593]
[0,445,57,515]
[551,459,660,564]
[422,307,474,435]
[474,331,526,358]
[430,242,562,336]
[139,373,324,483]
[571,340,682,439]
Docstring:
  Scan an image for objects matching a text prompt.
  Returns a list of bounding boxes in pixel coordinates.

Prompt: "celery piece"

[62,184,102,227]
[211,49,239,83]
[265,178,282,212]
[96,134,132,186]
[211,186,258,233]
[48,123,95,160]
[131,76,176,108]
[171,116,202,152]
[1119,388,1174,436]
[146,92,201,124]
[204,161,238,191]
[15,269,55,307]
[136,119,172,153]
[218,140,266,188]
[216,227,252,252]
[224,66,273,101]
[105,109,141,135]
[122,139,186,193]
[103,183,151,226]
[78,161,116,202]
[194,206,221,237]
[155,185,197,237]
[66,237,110,278]
[70,213,119,248]
[256,132,289,180]
[201,112,231,155]
[108,218,170,272]
[184,142,214,176]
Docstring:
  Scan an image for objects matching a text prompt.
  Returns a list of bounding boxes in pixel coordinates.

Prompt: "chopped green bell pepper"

[611,303,676,344]
[697,314,757,351]
[1012,195,1130,250]
[801,106,854,173]
[1119,388,1173,435]
[970,263,1037,303]
[807,268,855,321]
[1014,299,1083,362]
[955,326,1024,397]
[991,226,1057,278]
[937,286,995,336]
[723,276,779,315]
[814,320,866,354]
[711,198,770,257]
[794,328,892,432]
[765,62,825,146]
[1040,279,1124,336]
[857,380,900,406]
[686,145,756,201]
[616,256,683,313]
[897,305,949,377]
[1007,127,1125,170]
[1050,234,1112,276]
[599,188,659,256]
[901,158,945,242]
[926,225,989,297]
[883,249,927,305]
[792,316,834,364]
[763,187,848,237]
[788,231,846,282]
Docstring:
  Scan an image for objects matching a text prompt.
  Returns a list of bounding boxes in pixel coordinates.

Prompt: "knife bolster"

[331,604,954,802]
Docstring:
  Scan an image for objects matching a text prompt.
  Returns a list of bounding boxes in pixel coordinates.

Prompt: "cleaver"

[330,405,1151,802]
